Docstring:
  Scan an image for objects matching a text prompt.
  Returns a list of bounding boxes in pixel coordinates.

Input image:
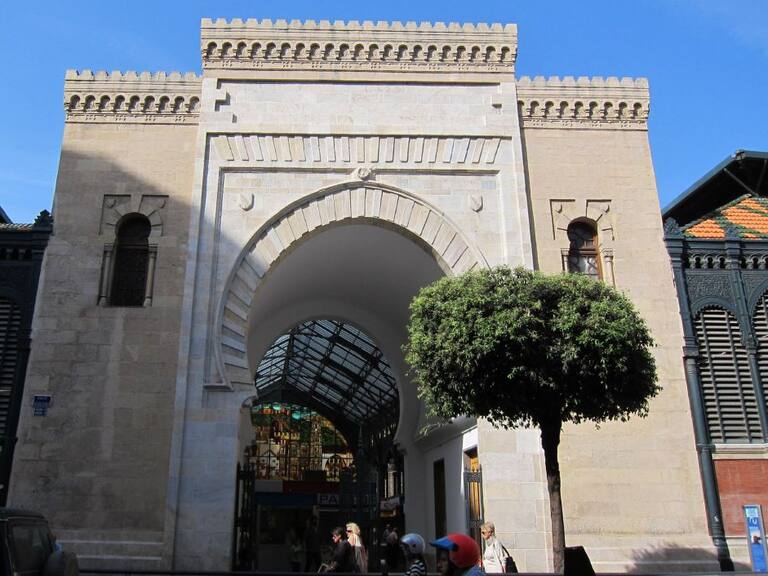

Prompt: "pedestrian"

[479,523,507,574]
[430,533,483,576]
[304,516,322,572]
[328,526,356,573]
[385,525,399,571]
[400,533,427,576]
[288,527,304,572]
[346,522,368,573]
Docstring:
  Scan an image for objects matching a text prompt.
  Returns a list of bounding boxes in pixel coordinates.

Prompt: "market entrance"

[233,319,404,571]
[221,203,478,570]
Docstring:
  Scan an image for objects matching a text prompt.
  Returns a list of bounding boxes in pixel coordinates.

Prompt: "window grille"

[695,307,762,443]
[566,221,601,280]
[0,298,22,437]
[751,292,768,436]
[110,215,151,306]
[463,448,483,548]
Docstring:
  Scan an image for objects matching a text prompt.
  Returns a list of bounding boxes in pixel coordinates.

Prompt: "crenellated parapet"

[517,76,650,130]
[200,18,517,78]
[64,70,202,124]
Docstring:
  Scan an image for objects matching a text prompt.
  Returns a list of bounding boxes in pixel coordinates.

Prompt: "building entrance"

[233,320,403,571]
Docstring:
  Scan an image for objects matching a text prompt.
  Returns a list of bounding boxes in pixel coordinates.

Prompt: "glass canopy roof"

[254,319,399,425]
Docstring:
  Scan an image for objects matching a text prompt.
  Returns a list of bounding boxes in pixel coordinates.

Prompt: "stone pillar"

[98,244,113,306]
[602,248,615,286]
[144,246,158,307]
[665,223,733,570]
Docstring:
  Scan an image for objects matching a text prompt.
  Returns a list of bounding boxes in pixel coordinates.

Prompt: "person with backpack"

[480,523,506,573]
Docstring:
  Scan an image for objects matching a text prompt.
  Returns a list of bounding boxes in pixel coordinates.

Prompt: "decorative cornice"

[64,70,202,124]
[517,76,650,130]
[211,134,504,166]
[200,18,517,76]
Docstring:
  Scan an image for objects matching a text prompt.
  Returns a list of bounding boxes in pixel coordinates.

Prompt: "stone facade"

[9,18,715,572]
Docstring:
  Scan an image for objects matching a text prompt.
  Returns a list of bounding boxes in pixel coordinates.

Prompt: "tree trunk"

[541,422,565,573]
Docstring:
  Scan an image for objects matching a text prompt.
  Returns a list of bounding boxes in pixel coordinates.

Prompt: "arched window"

[566,220,601,279]
[696,306,761,443]
[110,214,151,306]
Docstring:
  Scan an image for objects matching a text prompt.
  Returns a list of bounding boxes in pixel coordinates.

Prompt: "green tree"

[405,267,659,573]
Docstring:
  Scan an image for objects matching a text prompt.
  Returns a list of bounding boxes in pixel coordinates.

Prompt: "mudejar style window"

[566,220,601,280]
[110,214,151,306]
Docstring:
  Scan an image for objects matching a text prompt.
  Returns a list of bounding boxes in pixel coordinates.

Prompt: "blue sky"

[0,0,765,223]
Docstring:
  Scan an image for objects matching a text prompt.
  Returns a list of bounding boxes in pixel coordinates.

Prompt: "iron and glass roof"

[254,319,398,425]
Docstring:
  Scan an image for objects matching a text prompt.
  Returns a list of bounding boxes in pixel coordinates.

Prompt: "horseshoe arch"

[216,180,488,388]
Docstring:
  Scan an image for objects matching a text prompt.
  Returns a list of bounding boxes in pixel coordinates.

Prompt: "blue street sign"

[744,505,768,572]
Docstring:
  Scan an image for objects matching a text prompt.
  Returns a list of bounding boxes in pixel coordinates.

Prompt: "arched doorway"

[233,319,403,570]
[218,182,488,570]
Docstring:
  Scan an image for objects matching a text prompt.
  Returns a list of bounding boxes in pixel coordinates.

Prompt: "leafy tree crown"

[405,267,660,429]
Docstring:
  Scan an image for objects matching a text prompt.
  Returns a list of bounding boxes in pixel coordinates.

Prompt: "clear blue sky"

[0,0,765,223]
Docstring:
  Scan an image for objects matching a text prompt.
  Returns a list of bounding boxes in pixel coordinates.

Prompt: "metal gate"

[232,462,258,570]
[464,461,484,547]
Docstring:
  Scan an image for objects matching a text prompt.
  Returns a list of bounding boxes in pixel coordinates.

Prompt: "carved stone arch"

[157,94,172,113]
[128,95,141,111]
[98,94,111,111]
[747,278,768,316]
[101,194,167,239]
[691,299,739,319]
[550,200,614,244]
[114,93,127,111]
[215,181,488,388]
[693,301,750,346]
[67,94,81,111]
[618,101,630,118]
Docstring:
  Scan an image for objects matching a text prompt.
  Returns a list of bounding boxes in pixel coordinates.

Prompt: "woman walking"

[346,522,369,573]
[480,522,506,574]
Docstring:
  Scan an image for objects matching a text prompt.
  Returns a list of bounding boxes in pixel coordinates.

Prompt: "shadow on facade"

[9,148,197,542]
[627,544,750,573]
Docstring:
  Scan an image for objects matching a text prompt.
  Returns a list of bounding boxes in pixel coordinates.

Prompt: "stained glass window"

[245,402,353,481]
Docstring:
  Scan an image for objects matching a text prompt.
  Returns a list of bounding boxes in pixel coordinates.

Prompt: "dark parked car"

[0,509,78,576]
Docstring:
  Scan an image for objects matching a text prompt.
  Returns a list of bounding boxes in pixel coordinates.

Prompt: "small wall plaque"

[32,395,52,417]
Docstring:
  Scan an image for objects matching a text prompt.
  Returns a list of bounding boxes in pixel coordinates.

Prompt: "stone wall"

[9,113,198,567]
[476,76,714,572]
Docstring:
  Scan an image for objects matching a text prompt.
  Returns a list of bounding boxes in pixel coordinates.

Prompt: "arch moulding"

[215,180,488,388]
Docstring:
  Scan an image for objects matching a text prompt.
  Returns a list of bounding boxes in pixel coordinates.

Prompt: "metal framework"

[254,319,398,425]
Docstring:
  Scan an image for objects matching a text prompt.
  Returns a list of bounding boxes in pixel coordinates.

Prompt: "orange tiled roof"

[684,195,768,239]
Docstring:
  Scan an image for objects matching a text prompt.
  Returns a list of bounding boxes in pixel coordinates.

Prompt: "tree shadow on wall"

[627,545,750,573]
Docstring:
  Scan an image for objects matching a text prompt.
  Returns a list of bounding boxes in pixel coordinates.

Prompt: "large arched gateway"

[10,16,719,573]
[218,187,482,569]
